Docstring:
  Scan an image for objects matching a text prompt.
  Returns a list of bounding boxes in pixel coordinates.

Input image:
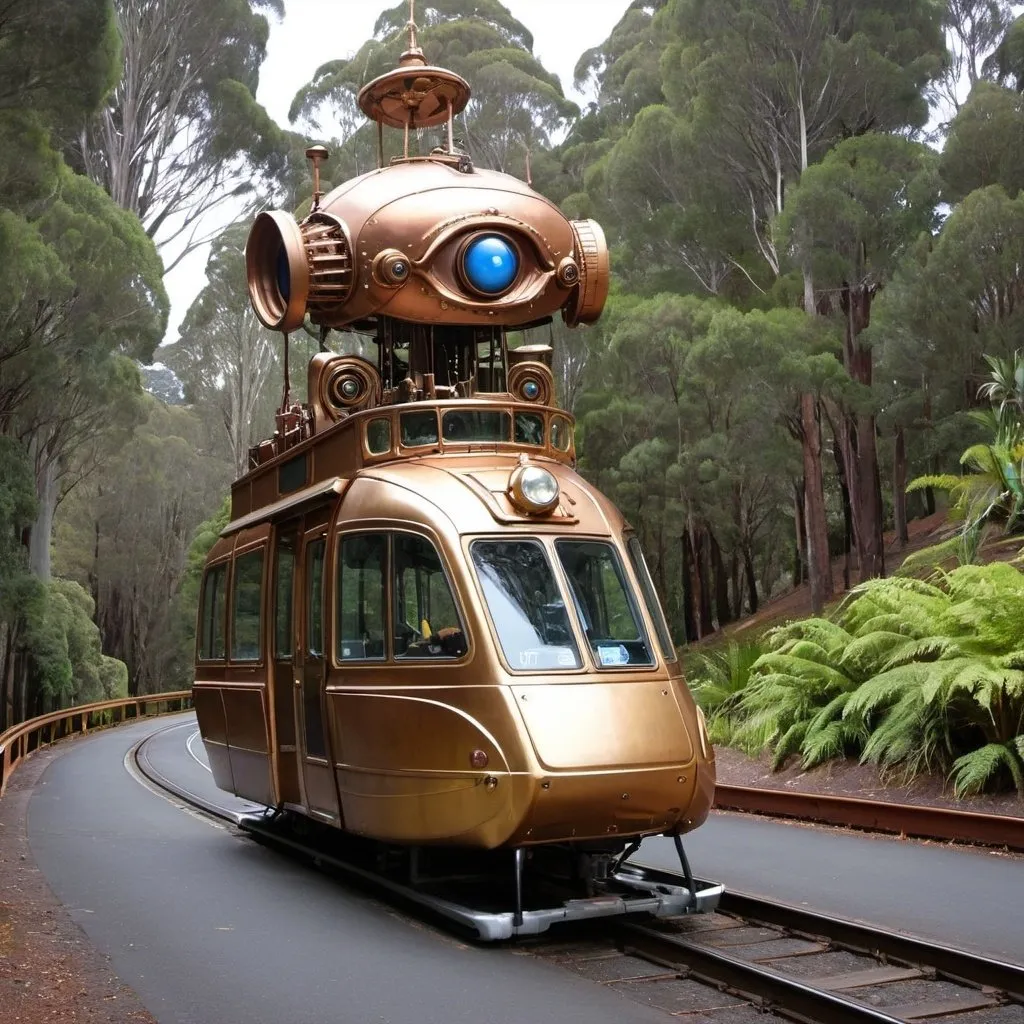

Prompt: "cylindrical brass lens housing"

[246,211,310,332]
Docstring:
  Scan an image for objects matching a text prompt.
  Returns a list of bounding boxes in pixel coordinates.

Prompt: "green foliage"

[289,1,576,183]
[688,640,764,745]
[716,564,1024,795]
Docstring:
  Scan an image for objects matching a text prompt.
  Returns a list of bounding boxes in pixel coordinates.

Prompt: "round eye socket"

[462,234,519,295]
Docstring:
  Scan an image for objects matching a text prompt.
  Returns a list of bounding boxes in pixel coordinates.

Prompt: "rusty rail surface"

[714,783,1024,852]
[0,691,193,798]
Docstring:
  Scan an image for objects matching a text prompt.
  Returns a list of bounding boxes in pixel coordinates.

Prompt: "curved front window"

[556,540,653,667]
[470,540,581,670]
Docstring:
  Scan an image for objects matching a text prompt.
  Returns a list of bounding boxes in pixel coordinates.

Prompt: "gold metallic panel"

[512,681,695,771]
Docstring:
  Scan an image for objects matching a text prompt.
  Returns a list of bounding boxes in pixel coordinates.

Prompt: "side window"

[394,534,467,659]
[231,549,265,661]
[273,531,296,659]
[199,563,227,661]
[336,534,387,661]
[627,535,676,662]
[306,539,326,657]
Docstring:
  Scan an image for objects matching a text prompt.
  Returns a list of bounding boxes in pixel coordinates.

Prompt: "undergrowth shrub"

[718,563,1024,796]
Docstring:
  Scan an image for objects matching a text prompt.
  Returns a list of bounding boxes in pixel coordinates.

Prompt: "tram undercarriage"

[239,810,723,940]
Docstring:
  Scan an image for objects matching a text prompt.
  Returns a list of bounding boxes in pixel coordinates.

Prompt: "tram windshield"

[470,540,581,670]
[555,541,653,668]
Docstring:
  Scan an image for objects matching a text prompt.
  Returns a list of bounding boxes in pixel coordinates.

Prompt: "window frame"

[553,538,656,671]
[331,529,470,666]
[229,545,266,664]
[392,531,468,662]
[272,530,297,661]
[625,533,677,663]
[468,536,585,676]
[335,531,389,664]
[197,560,229,663]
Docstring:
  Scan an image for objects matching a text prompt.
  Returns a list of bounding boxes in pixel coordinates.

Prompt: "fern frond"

[906,474,963,494]
[845,664,926,720]
[950,743,1024,797]
[800,719,862,769]
[771,721,809,770]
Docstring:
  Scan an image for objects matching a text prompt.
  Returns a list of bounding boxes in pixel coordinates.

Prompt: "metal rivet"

[662,689,669,696]
[440,300,449,309]
[677,776,685,783]
[621,793,629,800]
[484,776,498,790]
[541,781,550,789]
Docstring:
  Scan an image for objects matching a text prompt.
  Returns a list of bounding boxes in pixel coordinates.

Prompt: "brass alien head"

[245,4,608,336]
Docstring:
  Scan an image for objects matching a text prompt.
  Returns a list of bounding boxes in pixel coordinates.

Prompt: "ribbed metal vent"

[302,212,353,314]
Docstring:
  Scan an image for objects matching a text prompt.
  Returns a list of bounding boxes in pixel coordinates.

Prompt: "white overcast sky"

[160,0,629,346]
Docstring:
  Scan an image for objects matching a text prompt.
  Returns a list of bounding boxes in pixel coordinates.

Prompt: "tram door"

[269,521,301,806]
[295,509,342,823]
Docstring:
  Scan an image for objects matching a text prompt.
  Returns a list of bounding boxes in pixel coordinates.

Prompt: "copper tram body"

[192,18,717,935]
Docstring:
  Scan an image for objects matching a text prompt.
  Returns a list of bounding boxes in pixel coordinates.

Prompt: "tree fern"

[951,743,1024,797]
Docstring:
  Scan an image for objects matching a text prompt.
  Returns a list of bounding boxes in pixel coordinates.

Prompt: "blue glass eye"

[462,235,518,295]
[276,245,291,301]
[523,380,540,400]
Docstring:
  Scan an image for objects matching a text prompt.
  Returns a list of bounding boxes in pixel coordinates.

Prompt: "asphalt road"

[26,714,1024,1024]
[28,715,669,1024]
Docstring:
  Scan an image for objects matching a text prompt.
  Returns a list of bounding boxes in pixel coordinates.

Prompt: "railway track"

[133,723,1024,1024]
[530,894,1024,1023]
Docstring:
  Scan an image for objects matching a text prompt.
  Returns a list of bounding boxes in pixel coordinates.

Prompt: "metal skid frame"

[240,813,722,941]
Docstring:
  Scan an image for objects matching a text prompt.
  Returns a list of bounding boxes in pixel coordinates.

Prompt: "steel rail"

[618,921,911,1024]
[718,891,1024,999]
[0,690,192,798]
[714,783,1024,852]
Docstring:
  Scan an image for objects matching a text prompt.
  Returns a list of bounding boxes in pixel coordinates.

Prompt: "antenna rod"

[280,332,291,413]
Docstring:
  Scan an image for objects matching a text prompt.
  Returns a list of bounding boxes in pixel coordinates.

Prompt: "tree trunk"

[922,383,936,515]
[842,284,883,583]
[697,528,714,637]
[680,533,696,644]
[832,436,853,591]
[743,547,759,614]
[893,425,909,548]
[792,479,806,586]
[801,394,834,613]
[708,530,733,628]
[28,443,57,580]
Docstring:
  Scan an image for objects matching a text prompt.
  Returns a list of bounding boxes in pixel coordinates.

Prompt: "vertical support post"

[447,101,454,154]
[513,847,525,928]
[673,833,698,911]
[378,120,385,169]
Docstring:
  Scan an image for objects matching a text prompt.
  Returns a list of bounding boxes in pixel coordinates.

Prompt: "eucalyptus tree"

[934,0,1015,118]
[780,134,941,582]
[164,224,281,476]
[70,0,292,271]
[940,82,1024,200]
[0,0,119,125]
[289,0,577,181]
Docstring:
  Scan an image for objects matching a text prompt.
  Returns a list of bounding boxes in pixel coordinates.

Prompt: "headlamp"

[508,465,560,515]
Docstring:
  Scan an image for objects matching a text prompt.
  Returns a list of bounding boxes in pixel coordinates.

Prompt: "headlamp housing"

[508,465,560,515]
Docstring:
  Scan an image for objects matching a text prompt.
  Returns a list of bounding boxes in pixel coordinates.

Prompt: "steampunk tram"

[192,11,719,938]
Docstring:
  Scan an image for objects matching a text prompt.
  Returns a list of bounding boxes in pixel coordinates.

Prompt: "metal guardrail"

[0,690,192,798]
